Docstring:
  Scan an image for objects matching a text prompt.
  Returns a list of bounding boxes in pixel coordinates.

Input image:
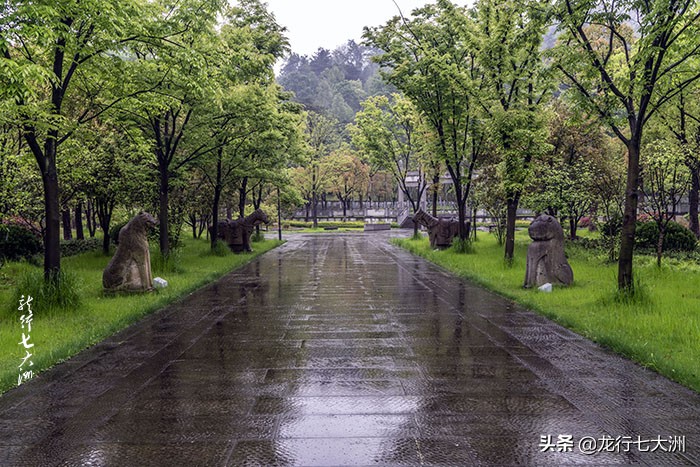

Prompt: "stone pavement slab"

[0,232,698,466]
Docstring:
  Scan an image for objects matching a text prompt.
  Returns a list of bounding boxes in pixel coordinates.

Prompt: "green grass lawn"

[0,237,282,395]
[394,231,700,393]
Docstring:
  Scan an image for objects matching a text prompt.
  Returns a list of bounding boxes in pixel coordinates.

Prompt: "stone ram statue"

[103,212,157,293]
[211,208,269,253]
[524,214,574,288]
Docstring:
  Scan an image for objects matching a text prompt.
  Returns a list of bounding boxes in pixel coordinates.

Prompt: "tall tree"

[234,88,304,219]
[304,112,339,228]
[123,0,226,256]
[552,0,700,291]
[470,0,551,261]
[124,0,287,256]
[0,125,43,232]
[80,121,149,254]
[526,101,612,239]
[0,0,154,280]
[351,94,428,236]
[657,86,700,238]
[365,0,482,244]
[323,148,369,220]
[640,139,691,266]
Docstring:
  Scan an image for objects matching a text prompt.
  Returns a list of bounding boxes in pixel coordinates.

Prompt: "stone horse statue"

[412,209,469,249]
[211,208,269,253]
[524,214,574,288]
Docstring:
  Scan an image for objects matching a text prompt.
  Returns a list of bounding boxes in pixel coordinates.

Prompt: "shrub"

[569,236,603,251]
[251,230,265,243]
[578,217,598,231]
[450,238,474,254]
[152,246,184,274]
[0,223,43,263]
[210,240,230,257]
[9,269,81,316]
[601,216,622,238]
[635,221,697,252]
[60,238,101,257]
[637,212,652,223]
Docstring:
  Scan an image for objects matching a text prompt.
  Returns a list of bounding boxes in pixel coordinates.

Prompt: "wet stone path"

[1,233,699,466]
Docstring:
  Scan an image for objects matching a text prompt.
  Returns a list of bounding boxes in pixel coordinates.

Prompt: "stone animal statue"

[412,209,469,249]
[524,214,574,288]
[103,212,157,292]
[211,208,269,253]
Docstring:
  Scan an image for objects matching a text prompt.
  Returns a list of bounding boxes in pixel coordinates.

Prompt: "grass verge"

[393,232,700,393]
[0,237,282,395]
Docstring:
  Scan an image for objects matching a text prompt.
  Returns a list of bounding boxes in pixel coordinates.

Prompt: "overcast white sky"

[264,0,472,57]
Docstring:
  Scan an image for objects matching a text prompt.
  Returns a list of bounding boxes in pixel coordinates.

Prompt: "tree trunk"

[432,174,439,217]
[96,198,113,256]
[62,208,72,240]
[238,176,248,218]
[618,140,641,291]
[211,187,222,249]
[199,215,208,239]
[504,195,520,263]
[190,214,198,239]
[312,167,318,229]
[75,201,84,240]
[569,217,577,241]
[102,226,111,256]
[86,199,97,237]
[41,155,61,280]
[656,225,665,268]
[689,165,699,238]
[211,154,223,249]
[253,183,263,209]
[27,56,64,280]
[456,185,469,241]
[159,163,170,257]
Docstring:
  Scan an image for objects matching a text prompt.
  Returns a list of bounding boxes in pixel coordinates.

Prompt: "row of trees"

[358,0,700,291]
[0,0,306,280]
[2,0,699,296]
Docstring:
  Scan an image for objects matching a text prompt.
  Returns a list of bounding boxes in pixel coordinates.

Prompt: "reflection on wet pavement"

[1,232,698,466]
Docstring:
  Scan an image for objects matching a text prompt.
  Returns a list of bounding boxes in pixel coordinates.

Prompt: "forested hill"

[276,40,395,125]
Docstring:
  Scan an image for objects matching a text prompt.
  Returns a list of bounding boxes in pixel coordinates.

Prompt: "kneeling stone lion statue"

[103,212,157,293]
